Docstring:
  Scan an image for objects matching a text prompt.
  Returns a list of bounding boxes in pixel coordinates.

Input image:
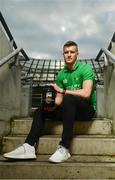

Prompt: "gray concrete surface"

[0,25,13,59]
[1,159,115,179]
[20,85,31,117]
[2,135,115,155]
[96,85,105,117]
[11,118,112,135]
[0,64,21,121]
[105,43,115,134]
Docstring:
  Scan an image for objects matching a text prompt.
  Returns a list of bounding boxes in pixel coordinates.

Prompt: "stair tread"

[1,158,115,166]
[13,117,105,120]
[3,135,115,155]
[11,117,112,135]
[3,134,115,138]
[1,159,115,179]
[1,155,115,163]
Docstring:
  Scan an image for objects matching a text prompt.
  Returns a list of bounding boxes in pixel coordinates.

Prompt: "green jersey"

[56,60,96,110]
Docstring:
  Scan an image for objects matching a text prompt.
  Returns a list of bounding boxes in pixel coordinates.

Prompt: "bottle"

[42,85,55,108]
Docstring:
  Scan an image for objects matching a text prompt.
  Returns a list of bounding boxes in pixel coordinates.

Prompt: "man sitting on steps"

[3,41,96,163]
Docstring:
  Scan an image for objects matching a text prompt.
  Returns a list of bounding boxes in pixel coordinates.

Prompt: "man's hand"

[50,83,64,94]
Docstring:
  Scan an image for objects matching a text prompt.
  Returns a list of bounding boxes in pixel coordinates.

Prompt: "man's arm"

[44,91,63,112]
[65,80,93,98]
[55,92,63,105]
[51,80,93,99]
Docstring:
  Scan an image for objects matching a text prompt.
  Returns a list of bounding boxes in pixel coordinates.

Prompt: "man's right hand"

[50,83,64,94]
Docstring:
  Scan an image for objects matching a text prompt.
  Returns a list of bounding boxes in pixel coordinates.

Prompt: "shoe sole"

[49,154,71,163]
[3,154,37,160]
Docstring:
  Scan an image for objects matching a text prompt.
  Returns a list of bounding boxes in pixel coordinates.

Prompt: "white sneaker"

[49,145,71,163]
[3,143,36,159]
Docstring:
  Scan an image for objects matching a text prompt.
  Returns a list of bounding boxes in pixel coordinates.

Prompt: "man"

[3,41,96,163]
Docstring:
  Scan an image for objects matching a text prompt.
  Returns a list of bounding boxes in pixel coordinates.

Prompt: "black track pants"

[25,94,95,148]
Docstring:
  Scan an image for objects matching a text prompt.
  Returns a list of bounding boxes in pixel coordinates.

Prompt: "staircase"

[1,12,115,179]
[1,117,115,179]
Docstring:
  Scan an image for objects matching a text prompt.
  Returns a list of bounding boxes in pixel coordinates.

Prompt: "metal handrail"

[95,47,115,66]
[0,48,28,67]
[95,32,115,62]
[0,12,17,49]
[20,49,30,61]
[0,12,29,62]
[102,48,115,64]
[108,32,115,50]
[95,49,103,62]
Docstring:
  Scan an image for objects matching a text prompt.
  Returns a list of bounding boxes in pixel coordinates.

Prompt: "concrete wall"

[0,24,13,59]
[96,85,105,117]
[0,63,21,120]
[0,62,21,139]
[106,66,115,133]
[0,24,21,146]
[0,25,31,141]
[20,85,31,117]
[105,43,115,133]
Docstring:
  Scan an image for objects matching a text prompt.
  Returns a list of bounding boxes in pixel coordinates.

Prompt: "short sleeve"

[55,71,64,88]
[82,64,95,80]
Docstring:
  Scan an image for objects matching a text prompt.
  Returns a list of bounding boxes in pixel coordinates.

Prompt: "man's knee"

[62,94,84,105]
[62,94,75,104]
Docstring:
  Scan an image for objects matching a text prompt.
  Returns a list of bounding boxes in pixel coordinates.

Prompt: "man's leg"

[3,107,58,159]
[49,94,95,163]
[25,107,45,146]
[25,106,62,146]
[60,94,95,148]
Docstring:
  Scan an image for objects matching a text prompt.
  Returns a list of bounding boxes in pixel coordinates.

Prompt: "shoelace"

[22,145,26,154]
[14,145,26,154]
[57,145,67,154]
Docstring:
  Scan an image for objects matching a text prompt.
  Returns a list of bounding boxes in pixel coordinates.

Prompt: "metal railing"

[0,47,28,67]
[97,48,115,65]
[20,58,104,86]
[95,48,115,66]
[95,46,115,93]
[0,12,30,63]
[0,12,17,49]
[94,34,115,121]
[95,32,115,62]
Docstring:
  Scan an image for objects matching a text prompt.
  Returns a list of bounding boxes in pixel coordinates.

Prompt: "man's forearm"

[55,93,63,106]
[65,88,91,99]
[65,80,93,98]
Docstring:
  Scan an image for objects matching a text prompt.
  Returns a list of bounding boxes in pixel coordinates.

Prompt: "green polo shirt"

[56,60,96,110]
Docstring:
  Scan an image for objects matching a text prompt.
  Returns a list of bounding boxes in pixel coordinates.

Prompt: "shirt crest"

[63,79,68,83]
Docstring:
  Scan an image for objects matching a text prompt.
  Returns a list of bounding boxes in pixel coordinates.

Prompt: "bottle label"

[46,92,52,104]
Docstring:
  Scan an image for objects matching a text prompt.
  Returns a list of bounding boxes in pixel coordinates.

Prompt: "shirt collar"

[64,60,80,72]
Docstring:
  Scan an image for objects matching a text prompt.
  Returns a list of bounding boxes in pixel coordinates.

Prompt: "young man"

[3,41,96,163]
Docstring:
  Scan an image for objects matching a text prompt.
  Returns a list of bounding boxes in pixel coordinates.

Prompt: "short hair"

[63,41,78,51]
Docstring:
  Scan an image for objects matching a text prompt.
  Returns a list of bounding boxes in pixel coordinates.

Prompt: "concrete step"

[1,154,115,163]
[1,155,115,179]
[11,117,112,135]
[2,135,115,155]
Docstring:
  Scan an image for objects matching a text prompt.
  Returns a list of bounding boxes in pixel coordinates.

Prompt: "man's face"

[63,45,78,65]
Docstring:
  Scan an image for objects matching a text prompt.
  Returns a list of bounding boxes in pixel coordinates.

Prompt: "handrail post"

[103,54,109,117]
[103,53,115,119]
